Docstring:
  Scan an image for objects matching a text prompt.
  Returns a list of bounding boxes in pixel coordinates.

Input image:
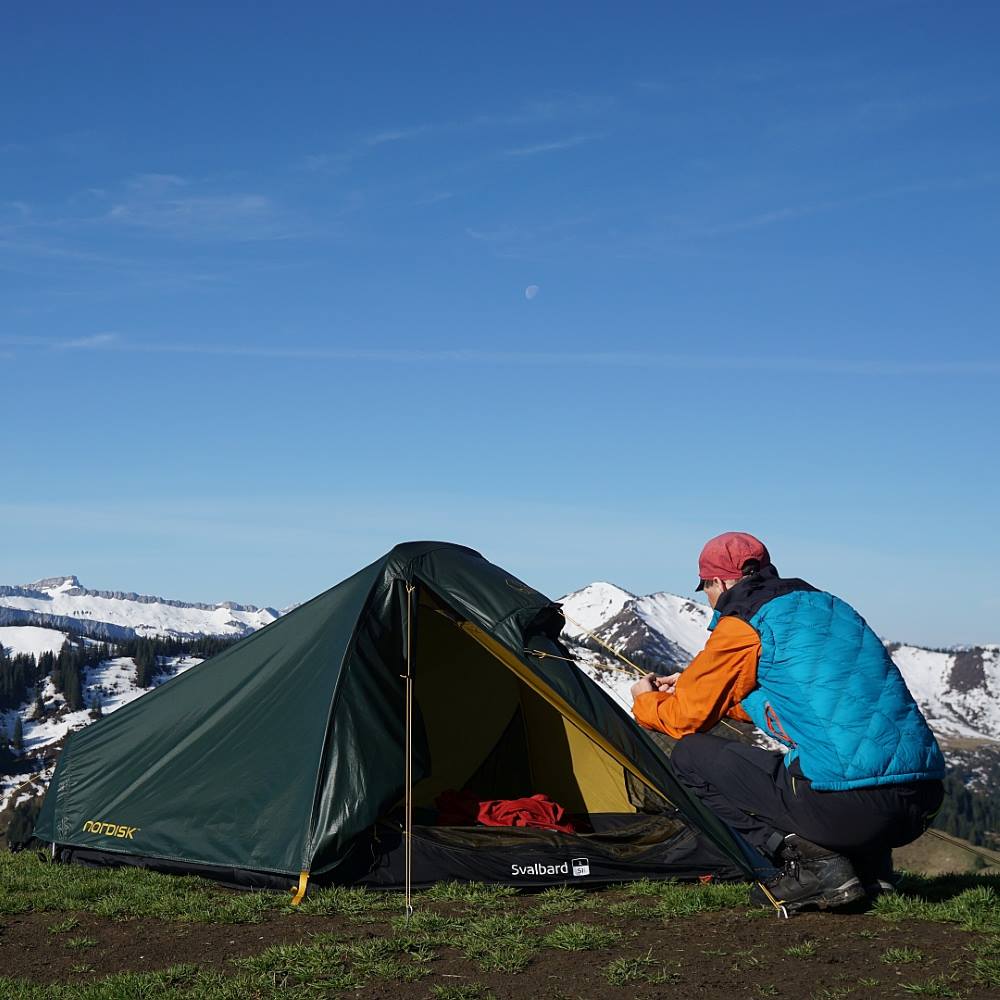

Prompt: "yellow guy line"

[560,611,647,676]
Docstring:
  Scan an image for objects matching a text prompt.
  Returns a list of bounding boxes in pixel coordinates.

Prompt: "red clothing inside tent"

[435,790,576,833]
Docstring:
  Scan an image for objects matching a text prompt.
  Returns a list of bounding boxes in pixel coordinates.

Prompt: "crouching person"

[631,532,944,915]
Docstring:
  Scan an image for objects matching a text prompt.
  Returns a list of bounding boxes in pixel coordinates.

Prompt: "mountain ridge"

[0,575,278,641]
[5,575,277,616]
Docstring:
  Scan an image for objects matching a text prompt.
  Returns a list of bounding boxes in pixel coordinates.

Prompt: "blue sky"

[2,2,998,646]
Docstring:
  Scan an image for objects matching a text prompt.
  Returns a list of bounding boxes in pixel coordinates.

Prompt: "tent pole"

[404,582,416,921]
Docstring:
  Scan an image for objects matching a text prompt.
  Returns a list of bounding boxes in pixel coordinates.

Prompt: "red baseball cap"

[695,532,771,590]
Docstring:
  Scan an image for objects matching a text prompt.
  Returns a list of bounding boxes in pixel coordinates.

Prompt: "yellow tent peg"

[291,870,310,905]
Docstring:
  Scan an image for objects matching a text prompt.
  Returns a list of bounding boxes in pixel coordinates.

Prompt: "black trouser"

[671,733,943,867]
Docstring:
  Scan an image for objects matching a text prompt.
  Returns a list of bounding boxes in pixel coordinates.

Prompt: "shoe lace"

[766,858,800,888]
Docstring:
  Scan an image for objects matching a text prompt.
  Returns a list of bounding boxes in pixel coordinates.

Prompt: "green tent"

[34,542,762,900]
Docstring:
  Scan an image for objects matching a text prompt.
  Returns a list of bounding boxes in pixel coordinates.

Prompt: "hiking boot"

[751,834,865,915]
[851,851,899,898]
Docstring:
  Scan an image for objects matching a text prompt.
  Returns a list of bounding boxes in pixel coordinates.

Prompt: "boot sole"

[783,878,866,915]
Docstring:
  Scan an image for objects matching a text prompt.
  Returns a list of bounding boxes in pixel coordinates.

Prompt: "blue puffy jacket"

[710,567,944,791]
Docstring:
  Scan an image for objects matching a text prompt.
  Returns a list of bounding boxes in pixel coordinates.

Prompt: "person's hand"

[630,672,657,700]
[654,672,681,694]
[631,671,682,701]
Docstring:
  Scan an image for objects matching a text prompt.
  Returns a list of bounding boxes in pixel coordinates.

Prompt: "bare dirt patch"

[0,911,339,981]
[364,908,998,999]
[2,902,997,999]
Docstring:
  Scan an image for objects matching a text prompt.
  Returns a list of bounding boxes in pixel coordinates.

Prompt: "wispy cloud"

[490,94,615,127]
[57,332,119,350]
[3,200,31,219]
[687,172,1000,239]
[0,333,120,354]
[364,125,431,147]
[416,191,455,206]
[853,94,964,130]
[0,173,304,265]
[300,93,614,175]
[301,125,438,175]
[109,192,274,234]
[300,151,353,174]
[503,134,599,157]
[462,215,595,261]
[299,126,432,174]
[4,335,998,377]
[765,86,994,149]
[125,173,186,193]
[105,173,287,241]
[0,237,129,266]
[695,201,839,237]
[464,224,520,243]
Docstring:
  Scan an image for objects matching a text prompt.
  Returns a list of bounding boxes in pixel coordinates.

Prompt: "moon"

[524,284,539,300]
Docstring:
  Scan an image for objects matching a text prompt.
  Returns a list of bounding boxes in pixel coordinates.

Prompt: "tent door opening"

[406,585,636,820]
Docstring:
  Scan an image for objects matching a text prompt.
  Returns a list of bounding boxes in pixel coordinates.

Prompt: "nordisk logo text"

[511,858,590,877]
[82,820,139,839]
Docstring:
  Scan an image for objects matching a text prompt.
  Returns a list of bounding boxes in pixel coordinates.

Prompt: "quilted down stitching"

[743,591,942,789]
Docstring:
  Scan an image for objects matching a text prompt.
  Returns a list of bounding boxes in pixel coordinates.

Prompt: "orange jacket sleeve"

[631,616,761,738]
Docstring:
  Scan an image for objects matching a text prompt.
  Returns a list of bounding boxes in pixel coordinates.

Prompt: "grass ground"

[0,853,998,999]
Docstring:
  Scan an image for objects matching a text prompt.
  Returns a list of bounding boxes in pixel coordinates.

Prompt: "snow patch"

[0,626,68,659]
[559,582,635,637]
[633,593,711,659]
[892,644,1000,740]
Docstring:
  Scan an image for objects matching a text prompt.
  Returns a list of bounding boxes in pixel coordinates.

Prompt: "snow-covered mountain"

[562,583,713,685]
[1,574,997,835]
[887,644,1000,742]
[0,575,278,640]
[560,582,708,710]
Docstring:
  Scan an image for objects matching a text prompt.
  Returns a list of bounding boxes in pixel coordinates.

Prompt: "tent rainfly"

[34,542,770,903]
